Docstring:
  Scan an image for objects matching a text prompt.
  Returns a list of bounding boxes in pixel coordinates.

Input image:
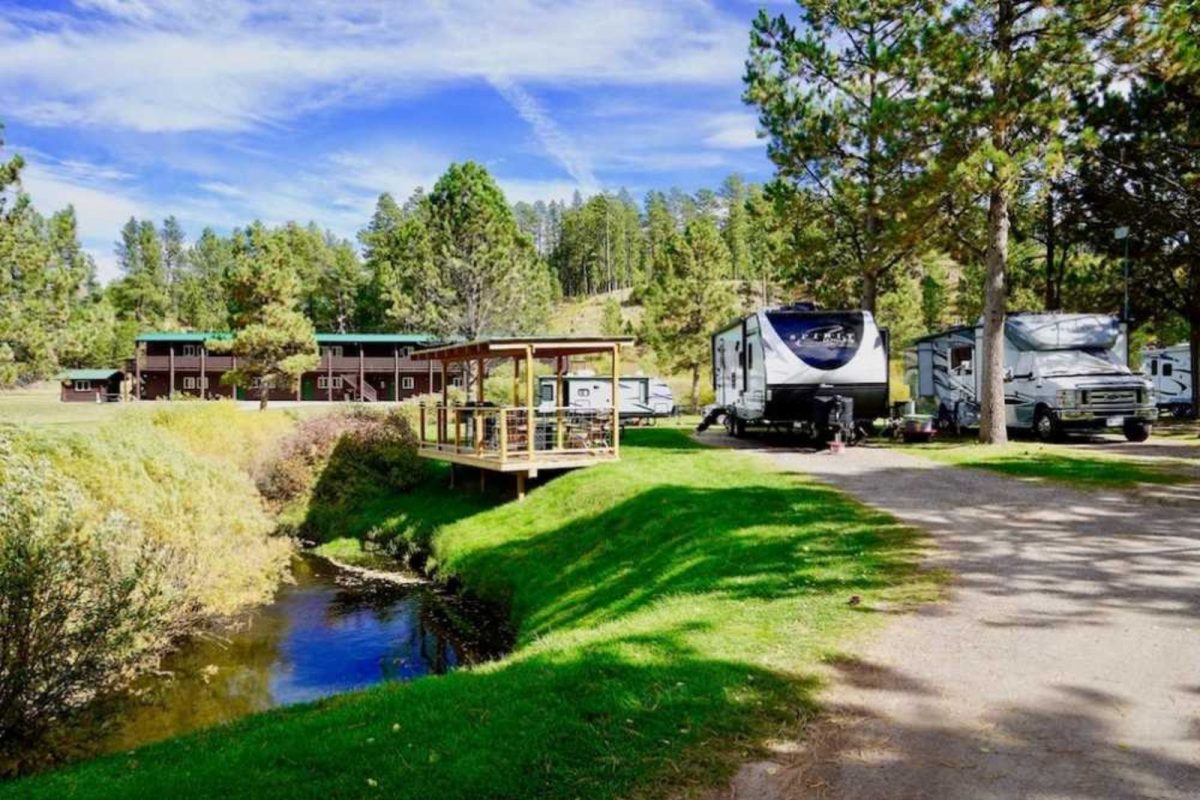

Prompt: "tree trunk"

[1189,305,1200,422]
[861,270,878,315]
[979,186,1010,444]
[258,382,269,411]
[690,364,701,413]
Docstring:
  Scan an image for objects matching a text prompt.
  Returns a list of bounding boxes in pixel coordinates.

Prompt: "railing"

[418,405,616,462]
[141,355,235,370]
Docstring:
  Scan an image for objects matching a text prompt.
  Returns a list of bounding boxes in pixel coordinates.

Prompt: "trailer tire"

[1033,407,1061,443]
[1123,420,1151,442]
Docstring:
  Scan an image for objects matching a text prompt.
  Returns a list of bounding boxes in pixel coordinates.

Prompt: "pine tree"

[745,0,943,313]
[642,217,735,410]
[929,0,1131,443]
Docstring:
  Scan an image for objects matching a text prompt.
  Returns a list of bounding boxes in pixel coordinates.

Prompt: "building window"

[184,377,196,390]
[321,346,343,358]
[318,376,344,390]
[250,377,264,389]
[402,376,415,390]
[73,380,92,392]
[451,375,463,387]
[182,344,200,357]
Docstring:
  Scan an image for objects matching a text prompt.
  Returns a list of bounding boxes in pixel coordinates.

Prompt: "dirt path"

[705,434,1200,800]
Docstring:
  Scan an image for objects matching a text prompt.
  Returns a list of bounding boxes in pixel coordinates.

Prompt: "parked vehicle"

[706,305,889,442]
[912,313,1157,442]
[1141,344,1193,417]
[537,375,675,420]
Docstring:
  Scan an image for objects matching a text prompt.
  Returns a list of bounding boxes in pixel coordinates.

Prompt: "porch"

[410,336,635,498]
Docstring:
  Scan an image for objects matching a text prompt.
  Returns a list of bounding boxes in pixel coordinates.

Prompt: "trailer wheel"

[1033,407,1061,443]
[1123,420,1151,442]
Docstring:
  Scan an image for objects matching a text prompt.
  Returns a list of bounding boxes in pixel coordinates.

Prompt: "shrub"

[258,407,425,521]
[0,442,173,754]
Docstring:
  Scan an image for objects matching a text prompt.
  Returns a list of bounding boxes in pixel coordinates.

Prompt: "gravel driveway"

[704,434,1200,800]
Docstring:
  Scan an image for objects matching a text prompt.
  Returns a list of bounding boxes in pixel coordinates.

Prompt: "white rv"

[537,375,675,420]
[709,306,889,440]
[1141,344,1193,416]
[912,313,1157,441]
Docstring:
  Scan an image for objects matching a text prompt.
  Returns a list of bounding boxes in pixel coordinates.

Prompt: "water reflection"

[54,553,509,764]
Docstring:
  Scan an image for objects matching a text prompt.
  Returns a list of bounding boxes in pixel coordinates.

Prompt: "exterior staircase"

[340,373,378,402]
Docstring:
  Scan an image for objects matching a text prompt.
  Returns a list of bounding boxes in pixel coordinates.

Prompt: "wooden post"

[516,471,526,501]
[134,341,142,400]
[200,346,206,400]
[232,355,238,399]
[525,345,535,459]
[474,358,485,454]
[168,345,175,399]
[611,344,620,457]
[419,403,426,446]
[454,407,461,453]
[326,348,333,402]
[358,347,365,402]
[555,355,565,450]
[476,358,485,404]
[393,346,400,402]
[440,360,449,445]
[512,357,520,406]
[499,408,508,464]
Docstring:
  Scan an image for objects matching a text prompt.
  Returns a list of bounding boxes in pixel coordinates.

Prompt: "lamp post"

[1113,226,1130,322]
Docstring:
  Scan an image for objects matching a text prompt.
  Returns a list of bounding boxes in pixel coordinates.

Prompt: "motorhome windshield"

[1034,349,1129,378]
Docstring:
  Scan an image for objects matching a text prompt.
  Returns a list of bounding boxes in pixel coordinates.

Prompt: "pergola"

[410,336,635,498]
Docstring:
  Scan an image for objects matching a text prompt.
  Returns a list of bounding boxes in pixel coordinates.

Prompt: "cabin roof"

[59,369,123,381]
[136,331,435,344]
[909,325,976,345]
[410,336,636,362]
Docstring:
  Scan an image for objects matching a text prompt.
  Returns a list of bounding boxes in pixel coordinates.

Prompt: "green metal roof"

[59,369,123,381]
[315,333,435,344]
[136,331,434,344]
[136,332,231,343]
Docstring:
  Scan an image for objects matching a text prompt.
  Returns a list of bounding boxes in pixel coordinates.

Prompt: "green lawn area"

[0,384,126,429]
[4,428,936,800]
[897,440,1195,489]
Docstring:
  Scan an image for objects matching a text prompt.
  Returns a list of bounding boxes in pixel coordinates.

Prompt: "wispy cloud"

[703,112,761,149]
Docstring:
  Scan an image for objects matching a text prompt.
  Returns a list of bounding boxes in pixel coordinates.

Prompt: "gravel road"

[704,434,1200,800]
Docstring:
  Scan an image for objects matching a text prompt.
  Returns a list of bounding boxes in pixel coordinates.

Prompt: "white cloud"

[703,112,762,149]
[197,181,244,198]
[0,1,746,134]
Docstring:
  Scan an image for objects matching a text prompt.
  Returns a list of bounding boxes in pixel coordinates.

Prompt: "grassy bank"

[895,439,1196,489]
[5,428,937,799]
[2,402,295,617]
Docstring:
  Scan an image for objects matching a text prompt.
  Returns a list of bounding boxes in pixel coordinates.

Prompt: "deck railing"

[418,404,615,462]
[140,354,431,373]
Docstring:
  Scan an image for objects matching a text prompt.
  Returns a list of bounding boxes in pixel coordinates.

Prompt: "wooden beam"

[327,348,333,401]
[555,355,565,450]
[516,470,526,501]
[168,345,175,399]
[611,343,620,457]
[358,347,365,402]
[525,345,535,459]
[134,342,141,400]
[476,357,485,404]
[393,346,400,402]
[200,346,206,400]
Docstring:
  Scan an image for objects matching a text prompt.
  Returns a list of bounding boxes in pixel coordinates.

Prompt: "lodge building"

[131,332,462,402]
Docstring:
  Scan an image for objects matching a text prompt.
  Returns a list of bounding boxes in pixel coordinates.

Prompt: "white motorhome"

[1141,344,1193,417]
[912,313,1157,441]
[710,305,889,439]
[537,375,675,420]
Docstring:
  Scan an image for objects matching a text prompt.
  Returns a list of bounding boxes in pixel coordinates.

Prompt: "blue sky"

[1,0,780,282]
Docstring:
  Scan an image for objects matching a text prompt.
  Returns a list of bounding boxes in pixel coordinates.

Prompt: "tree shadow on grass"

[7,628,822,800]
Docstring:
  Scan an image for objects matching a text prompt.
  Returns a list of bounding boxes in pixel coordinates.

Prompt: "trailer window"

[1163,363,1173,377]
[539,383,554,402]
[578,388,590,398]
[1150,360,1158,376]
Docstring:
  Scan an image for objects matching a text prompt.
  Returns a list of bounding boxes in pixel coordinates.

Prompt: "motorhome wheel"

[1123,420,1151,442]
[1033,407,1061,442]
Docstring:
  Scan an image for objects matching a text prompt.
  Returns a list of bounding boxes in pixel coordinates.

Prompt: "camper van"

[710,305,889,440]
[913,313,1157,441]
[1141,344,1193,417]
[537,375,675,420]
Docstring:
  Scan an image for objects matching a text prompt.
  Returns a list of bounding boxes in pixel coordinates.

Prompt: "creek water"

[31,552,509,770]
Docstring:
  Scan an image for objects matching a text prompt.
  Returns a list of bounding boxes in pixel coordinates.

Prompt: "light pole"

[1114,225,1130,322]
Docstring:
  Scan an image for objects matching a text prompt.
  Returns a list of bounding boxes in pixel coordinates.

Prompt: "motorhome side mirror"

[1003,367,1014,382]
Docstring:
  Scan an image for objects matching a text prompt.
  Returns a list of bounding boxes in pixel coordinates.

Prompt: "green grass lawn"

[0,384,127,429]
[4,428,936,800]
[896,439,1195,489]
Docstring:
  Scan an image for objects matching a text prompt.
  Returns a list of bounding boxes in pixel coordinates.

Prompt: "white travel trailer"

[709,305,889,440]
[912,313,1157,441]
[1141,344,1193,416]
[537,375,675,420]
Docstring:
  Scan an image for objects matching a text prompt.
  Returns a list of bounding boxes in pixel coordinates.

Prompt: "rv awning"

[409,336,635,362]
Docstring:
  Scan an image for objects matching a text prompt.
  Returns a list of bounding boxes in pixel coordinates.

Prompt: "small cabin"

[59,369,125,403]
